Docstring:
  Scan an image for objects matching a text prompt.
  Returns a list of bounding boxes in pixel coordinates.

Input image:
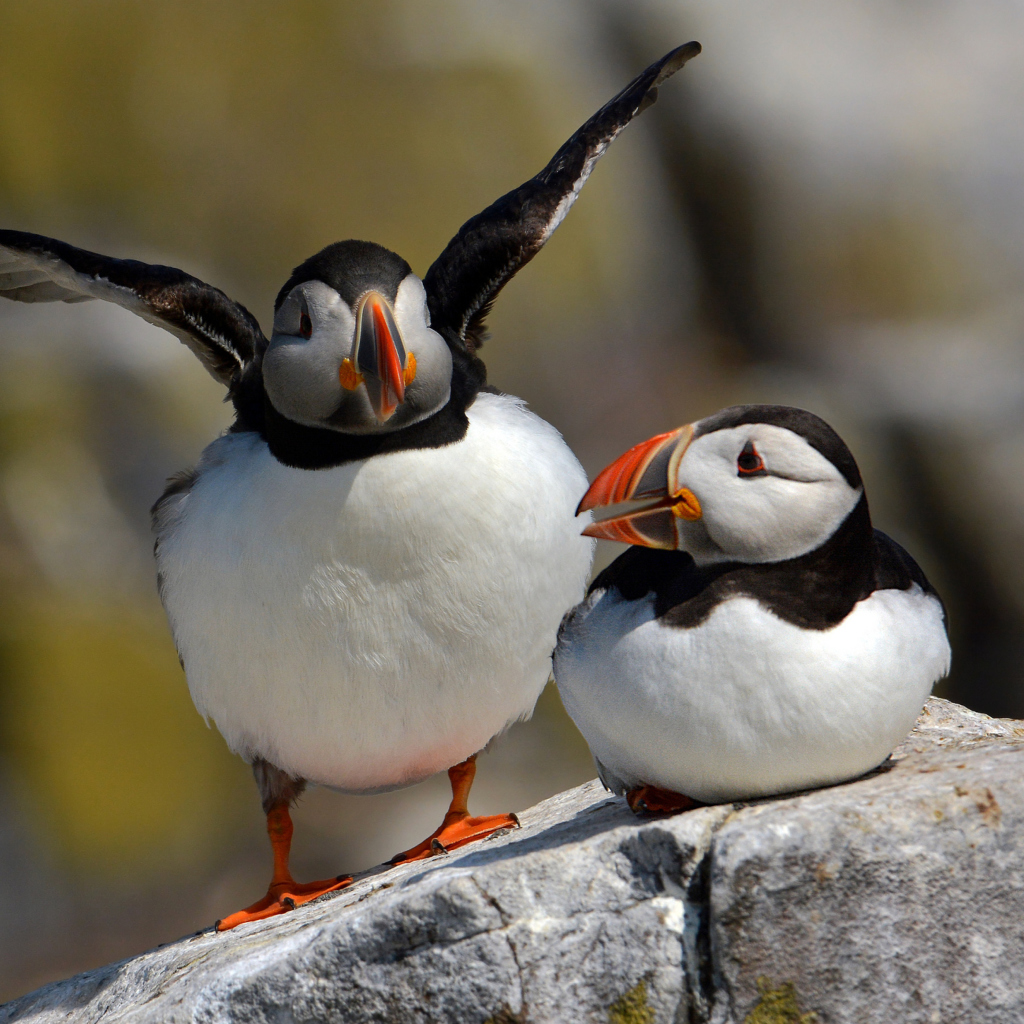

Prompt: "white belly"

[554,585,950,802]
[154,392,594,790]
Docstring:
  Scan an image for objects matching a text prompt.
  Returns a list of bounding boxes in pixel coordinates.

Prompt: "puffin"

[554,405,951,814]
[0,42,701,929]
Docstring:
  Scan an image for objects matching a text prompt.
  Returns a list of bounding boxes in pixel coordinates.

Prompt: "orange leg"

[626,784,704,816]
[390,755,520,864]
[217,803,352,931]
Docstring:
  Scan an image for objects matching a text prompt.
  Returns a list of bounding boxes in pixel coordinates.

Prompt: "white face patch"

[262,275,452,434]
[674,424,863,564]
[390,275,453,419]
[265,281,357,426]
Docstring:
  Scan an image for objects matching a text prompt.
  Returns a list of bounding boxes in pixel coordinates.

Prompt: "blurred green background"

[2,0,1024,999]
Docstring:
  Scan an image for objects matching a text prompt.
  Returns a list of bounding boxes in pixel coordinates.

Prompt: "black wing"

[0,229,265,386]
[873,529,949,630]
[424,42,701,352]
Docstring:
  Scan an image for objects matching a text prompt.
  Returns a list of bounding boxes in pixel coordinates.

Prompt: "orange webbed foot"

[626,784,703,816]
[217,798,352,931]
[389,755,520,865]
[217,874,353,931]
[390,809,520,864]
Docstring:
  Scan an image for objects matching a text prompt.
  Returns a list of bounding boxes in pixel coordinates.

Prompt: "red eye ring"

[737,441,765,476]
[299,312,312,339]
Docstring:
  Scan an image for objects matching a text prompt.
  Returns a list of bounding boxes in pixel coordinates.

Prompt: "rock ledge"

[2,698,1022,1024]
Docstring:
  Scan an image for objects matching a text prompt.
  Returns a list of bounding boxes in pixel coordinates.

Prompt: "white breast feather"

[555,585,950,802]
[155,392,594,790]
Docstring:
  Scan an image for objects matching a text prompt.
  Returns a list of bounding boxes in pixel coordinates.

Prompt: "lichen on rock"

[745,977,818,1024]
[608,978,655,1024]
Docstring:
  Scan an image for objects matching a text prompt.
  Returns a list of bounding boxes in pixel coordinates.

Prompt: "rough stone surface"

[2,698,1022,1024]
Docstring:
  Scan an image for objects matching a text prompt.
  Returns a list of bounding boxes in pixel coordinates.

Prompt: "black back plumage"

[590,494,946,632]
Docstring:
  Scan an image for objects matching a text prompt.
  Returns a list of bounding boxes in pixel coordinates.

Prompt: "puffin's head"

[263,241,453,434]
[578,405,864,565]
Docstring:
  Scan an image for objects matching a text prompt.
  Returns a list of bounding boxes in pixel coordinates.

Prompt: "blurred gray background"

[1,0,1023,999]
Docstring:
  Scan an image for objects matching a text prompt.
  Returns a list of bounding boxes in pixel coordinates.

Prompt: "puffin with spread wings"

[0,43,701,929]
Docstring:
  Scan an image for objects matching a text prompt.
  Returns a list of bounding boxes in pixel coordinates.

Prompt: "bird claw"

[626,785,702,816]
[391,811,521,864]
[216,874,353,931]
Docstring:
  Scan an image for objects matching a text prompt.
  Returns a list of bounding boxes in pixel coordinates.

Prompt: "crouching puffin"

[0,43,701,928]
[554,405,951,814]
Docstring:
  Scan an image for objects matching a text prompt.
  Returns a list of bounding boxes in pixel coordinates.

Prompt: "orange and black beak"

[578,424,701,549]
[345,290,416,422]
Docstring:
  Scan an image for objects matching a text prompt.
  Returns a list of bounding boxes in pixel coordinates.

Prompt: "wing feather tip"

[424,40,701,347]
[652,41,702,87]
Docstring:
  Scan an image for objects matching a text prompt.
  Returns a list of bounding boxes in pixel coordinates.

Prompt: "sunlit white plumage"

[155,391,593,791]
[557,584,948,801]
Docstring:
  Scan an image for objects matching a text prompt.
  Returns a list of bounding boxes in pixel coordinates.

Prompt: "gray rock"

[2,698,1022,1024]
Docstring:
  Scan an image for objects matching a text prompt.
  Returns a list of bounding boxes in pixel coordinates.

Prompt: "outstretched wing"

[0,229,265,385]
[424,42,701,352]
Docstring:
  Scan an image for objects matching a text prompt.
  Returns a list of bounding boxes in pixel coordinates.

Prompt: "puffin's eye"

[299,312,313,339]
[737,441,766,477]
